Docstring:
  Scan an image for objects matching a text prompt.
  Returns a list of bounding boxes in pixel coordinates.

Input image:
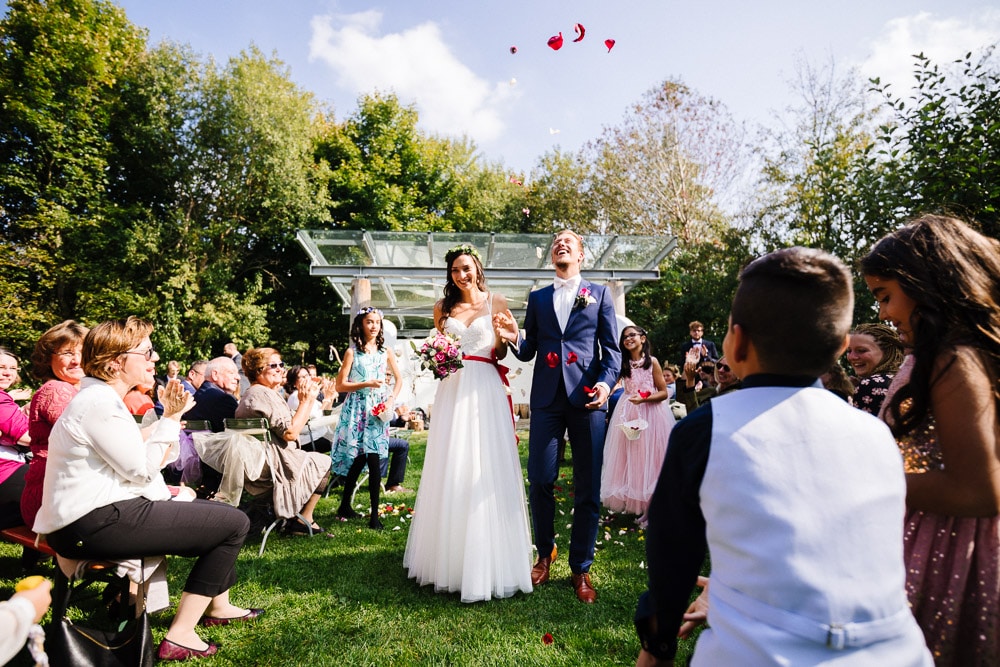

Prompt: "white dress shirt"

[33,377,180,535]
[553,275,581,332]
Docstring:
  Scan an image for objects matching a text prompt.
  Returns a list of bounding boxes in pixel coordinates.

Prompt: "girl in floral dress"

[847,322,904,415]
[601,325,673,522]
[863,215,1000,666]
[330,307,401,529]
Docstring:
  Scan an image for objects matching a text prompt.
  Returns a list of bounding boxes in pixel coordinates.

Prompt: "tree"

[0,0,146,353]
[525,149,598,233]
[866,47,1000,238]
[751,58,880,261]
[584,80,748,243]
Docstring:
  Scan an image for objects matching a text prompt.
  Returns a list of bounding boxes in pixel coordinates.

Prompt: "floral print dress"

[330,347,390,476]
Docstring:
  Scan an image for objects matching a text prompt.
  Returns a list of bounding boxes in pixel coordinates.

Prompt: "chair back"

[223,417,271,443]
[182,419,211,432]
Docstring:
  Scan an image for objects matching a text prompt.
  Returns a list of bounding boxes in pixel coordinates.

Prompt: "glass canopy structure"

[296,230,677,333]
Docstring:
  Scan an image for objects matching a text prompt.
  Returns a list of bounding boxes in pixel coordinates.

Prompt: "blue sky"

[112,1,1000,173]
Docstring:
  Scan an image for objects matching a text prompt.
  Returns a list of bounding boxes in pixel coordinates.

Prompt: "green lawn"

[1,431,700,666]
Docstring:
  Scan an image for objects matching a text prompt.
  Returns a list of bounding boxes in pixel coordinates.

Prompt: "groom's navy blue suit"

[512,279,620,574]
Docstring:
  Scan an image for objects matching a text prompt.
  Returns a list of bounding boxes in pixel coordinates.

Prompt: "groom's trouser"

[527,387,606,574]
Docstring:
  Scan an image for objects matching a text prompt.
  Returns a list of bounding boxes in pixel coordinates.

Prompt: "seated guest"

[21,321,88,531]
[284,365,338,452]
[184,357,240,433]
[123,383,155,417]
[0,347,29,534]
[182,359,208,395]
[34,317,259,661]
[234,348,332,534]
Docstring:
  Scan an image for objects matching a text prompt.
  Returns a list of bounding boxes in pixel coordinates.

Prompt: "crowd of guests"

[1,214,998,666]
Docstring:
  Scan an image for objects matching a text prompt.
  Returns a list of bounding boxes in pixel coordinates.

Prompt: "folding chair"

[223,417,314,556]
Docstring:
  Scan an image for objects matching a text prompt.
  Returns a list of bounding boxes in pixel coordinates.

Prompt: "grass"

[1,430,701,666]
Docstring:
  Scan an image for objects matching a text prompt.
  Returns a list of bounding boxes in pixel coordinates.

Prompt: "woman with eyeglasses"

[0,347,30,536]
[19,321,88,532]
[34,317,258,661]
[234,347,331,534]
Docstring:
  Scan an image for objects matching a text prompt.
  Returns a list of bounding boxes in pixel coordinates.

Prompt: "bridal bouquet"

[412,332,463,380]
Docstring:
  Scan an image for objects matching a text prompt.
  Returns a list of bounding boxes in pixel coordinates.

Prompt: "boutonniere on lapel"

[573,286,597,310]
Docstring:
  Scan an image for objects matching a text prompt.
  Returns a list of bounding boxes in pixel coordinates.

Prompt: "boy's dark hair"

[731,247,853,376]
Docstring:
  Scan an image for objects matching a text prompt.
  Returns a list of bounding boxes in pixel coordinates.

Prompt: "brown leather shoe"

[572,572,596,604]
[531,545,558,586]
[531,557,552,586]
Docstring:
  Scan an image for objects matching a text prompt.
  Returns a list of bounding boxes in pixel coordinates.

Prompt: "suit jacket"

[679,339,719,365]
[183,381,238,432]
[512,279,621,410]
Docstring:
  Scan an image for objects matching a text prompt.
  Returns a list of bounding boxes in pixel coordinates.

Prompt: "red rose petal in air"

[604,39,616,52]
[546,352,559,368]
[566,352,578,364]
[573,23,585,42]
[510,45,518,54]
[584,386,594,394]
[547,32,564,50]
[638,390,651,399]
[542,633,554,645]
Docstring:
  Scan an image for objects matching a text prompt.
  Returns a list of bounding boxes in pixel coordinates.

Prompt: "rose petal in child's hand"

[638,391,651,399]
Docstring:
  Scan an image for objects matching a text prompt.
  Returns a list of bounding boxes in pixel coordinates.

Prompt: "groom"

[495,229,621,603]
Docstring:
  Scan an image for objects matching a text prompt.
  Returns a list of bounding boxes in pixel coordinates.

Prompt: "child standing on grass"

[635,247,932,667]
[330,307,401,530]
[600,325,673,524]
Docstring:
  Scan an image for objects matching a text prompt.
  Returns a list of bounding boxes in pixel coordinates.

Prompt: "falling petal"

[573,23,585,42]
[547,32,564,50]
[549,128,561,135]
[510,45,518,54]
[522,207,530,216]
[604,38,616,52]
[509,77,517,86]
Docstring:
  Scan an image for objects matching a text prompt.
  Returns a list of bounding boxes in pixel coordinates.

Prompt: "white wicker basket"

[618,418,648,441]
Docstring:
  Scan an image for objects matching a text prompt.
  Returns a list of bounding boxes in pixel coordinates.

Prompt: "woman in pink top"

[21,321,88,529]
[0,346,29,531]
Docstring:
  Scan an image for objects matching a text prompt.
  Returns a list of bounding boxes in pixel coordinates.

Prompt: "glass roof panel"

[297,230,676,331]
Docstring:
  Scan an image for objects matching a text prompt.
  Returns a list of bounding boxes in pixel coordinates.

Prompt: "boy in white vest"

[635,247,931,666]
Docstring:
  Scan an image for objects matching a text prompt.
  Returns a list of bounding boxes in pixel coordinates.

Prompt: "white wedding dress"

[403,305,533,602]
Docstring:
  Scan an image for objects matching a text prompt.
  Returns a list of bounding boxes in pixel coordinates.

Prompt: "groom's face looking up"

[552,230,585,277]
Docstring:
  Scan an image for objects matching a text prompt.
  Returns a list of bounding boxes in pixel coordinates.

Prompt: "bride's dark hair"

[440,246,487,329]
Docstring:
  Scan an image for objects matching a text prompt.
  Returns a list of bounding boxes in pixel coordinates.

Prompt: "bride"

[403,245,533,602]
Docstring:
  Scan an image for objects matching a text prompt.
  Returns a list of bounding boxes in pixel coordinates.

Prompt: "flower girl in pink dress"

[601,325,673,522]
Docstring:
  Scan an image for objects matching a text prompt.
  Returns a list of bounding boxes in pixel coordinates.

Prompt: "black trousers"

[0,463,26,529]
[48,497,249,598]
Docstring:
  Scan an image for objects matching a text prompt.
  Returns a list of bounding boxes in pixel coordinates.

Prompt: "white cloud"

[309,11,512,142]
[859,9,1000,91]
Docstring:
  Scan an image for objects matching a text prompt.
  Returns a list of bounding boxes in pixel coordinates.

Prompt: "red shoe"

[200,608,265,627]
[157,638,219,661]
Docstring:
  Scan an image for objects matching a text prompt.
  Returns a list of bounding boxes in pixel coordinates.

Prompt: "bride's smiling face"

[449,254,480,292]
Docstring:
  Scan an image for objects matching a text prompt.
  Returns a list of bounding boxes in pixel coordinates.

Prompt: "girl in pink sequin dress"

[601,325,673,519]
[863,215,1000,666]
